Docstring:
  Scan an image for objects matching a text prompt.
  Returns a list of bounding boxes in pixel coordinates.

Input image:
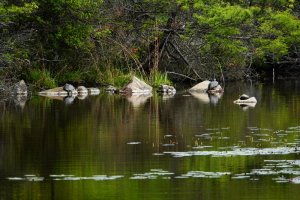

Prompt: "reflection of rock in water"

[190,92,222,104]
[88,88,100,95]
[43,96,65,101]
[122,93,152,107]
[158,93,175,101]
[78,93,88,100]
[39,94,78,104]
[77,86,88,95]
[239,103,257,111]
[64,96,75,105]
[13,95,27,109]
[209,93,223,104]
[106,90,115,95]
[189,92,210,103]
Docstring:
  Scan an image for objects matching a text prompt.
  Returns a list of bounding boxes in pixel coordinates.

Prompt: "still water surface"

[0,80,300,200]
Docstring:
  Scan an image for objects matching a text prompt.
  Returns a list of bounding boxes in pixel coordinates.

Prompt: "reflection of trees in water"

[1,82,300,180]
[0,95,28,113]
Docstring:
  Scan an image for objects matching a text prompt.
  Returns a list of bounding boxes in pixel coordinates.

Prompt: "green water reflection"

[0,81,300,199]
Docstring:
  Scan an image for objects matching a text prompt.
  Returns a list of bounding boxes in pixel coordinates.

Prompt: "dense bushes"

[1,0,300,88]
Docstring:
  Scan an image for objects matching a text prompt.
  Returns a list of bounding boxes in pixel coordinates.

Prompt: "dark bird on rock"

[239,94,250,100]
[208,79,218,90]
[63,83,75,96]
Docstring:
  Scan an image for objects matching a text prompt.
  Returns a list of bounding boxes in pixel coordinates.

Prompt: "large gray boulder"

[189,80,224,93]
[188,80,210,93]
[119,76,152,94]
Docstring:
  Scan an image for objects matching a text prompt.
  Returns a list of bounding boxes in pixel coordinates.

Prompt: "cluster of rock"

[104,76,176,95]
[39,84,100,97]
[37,77,224,100]
[0,80,28,109]
[37,84,100,105]
[0,80,28,96]
[7,76,258,108]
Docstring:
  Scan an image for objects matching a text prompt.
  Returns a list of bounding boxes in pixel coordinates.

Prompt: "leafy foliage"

[1,0,300,87]
[253,9,300,62]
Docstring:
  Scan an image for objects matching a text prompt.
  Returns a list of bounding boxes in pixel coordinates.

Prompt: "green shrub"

[27,69,56,88]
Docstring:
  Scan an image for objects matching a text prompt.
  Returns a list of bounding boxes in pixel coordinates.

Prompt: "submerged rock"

[119,76,152,94]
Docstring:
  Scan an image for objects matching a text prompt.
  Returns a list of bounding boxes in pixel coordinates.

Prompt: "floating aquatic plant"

[127,142,141,144]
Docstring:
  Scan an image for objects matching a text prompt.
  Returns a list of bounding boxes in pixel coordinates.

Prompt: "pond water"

[0,80,300,200]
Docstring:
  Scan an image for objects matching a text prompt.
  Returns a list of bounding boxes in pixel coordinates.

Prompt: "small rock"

[105,85,117,92]
[87,88,100,95]
[157,84,176,94]
[13,80,27,95]
[77,86,88,94]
